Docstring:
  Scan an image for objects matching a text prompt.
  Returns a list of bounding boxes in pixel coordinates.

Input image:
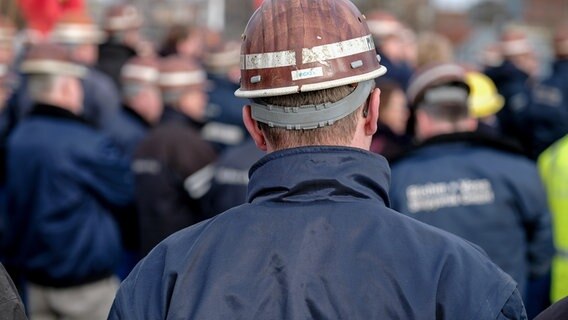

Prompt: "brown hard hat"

[159,56,206,91]
[121,56,160,85]
[20,43,86,77]
[103,4,143,32]
[407,63,469,108]
[500,27,532,57]
[0,16,15,44]
[235,0,386,99]
[51,10,105,45]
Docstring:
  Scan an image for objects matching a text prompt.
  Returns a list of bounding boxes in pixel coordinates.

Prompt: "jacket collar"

[161,106,204,129]
[29,103,88,125]
[553,59,568,74]
[391,131,526,163]
[122,104,152,128]
[247,146,391,207]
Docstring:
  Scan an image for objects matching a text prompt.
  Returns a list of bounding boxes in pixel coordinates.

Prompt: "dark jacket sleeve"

[71,137,134,207]
[0,264,28,320]
[497,287,528,320]
[108,222,209,320]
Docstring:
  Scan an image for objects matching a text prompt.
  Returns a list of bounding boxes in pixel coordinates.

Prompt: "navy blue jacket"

[118,105,151,156]
[2,104,133,287]
[201,139,265,216]
[484,61,534,154]
[530,59,568,157]
[202,75,247,152]
[375,53,413,90]
[110,146,525,319]
[390,133,554,295]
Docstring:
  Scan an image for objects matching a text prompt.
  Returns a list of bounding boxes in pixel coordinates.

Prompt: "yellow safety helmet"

[465,71,504,118]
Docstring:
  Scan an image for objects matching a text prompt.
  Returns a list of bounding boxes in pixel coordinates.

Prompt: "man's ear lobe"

[364,88,381,136]
[242,105,268,151]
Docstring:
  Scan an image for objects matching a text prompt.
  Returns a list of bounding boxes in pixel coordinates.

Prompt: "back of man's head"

[407,63,475,140]
[21,43,86,112]
[234,0,387,152]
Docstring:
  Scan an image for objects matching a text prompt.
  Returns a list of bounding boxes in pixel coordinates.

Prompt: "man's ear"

[242,105,268,151]
[363,88,381,136]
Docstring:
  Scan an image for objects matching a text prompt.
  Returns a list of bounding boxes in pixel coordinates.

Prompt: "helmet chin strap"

[249,80,374,130]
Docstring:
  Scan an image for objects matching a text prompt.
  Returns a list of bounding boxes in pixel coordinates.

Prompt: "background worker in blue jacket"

[1,43,133,319]
[109,1,526,318]
[484,27,538,155]
[390,63,554,305]
[530,23,568,158]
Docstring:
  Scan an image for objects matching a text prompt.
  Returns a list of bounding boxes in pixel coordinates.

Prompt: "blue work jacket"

[530,59,568,157]
[390,132,554,296]
[110,146,525,319]
[2,103,133,287]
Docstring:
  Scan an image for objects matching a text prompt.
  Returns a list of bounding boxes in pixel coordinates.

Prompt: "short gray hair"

[27,74,61,102]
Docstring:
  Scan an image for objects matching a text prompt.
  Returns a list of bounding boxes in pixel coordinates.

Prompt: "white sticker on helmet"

[291,67,323,81]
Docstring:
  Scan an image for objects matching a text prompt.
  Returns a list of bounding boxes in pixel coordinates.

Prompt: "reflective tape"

[240,34,375,70]
[21,60,87,78]
[184,165,215,199]
[159,71,206,87]
[122,64,159,83]
[302,35,375,64]
[51,24,105,44]
[241,50,296,70]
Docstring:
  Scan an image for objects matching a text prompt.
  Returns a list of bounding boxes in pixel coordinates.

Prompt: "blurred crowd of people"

[0,2,566,319]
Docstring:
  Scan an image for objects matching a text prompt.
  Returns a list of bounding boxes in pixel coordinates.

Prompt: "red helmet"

[235,0,386,99]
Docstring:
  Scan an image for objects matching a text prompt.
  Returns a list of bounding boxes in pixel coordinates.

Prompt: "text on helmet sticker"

[291,67,324,81]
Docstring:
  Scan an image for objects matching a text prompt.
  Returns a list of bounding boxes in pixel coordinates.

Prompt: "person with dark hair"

[390,63,554,303]
[159,24,204,60]
[109,1,526,318]
[370,80,411,160]
[96,4,144,88]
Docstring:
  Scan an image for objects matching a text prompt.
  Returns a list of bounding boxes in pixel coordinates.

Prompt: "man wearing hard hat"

[109,1,525,318]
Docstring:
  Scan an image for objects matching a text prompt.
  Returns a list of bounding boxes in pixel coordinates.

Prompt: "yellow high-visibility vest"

[538,135,568,302]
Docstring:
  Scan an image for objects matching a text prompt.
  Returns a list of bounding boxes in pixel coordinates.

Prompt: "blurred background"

[1,0,566,77]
